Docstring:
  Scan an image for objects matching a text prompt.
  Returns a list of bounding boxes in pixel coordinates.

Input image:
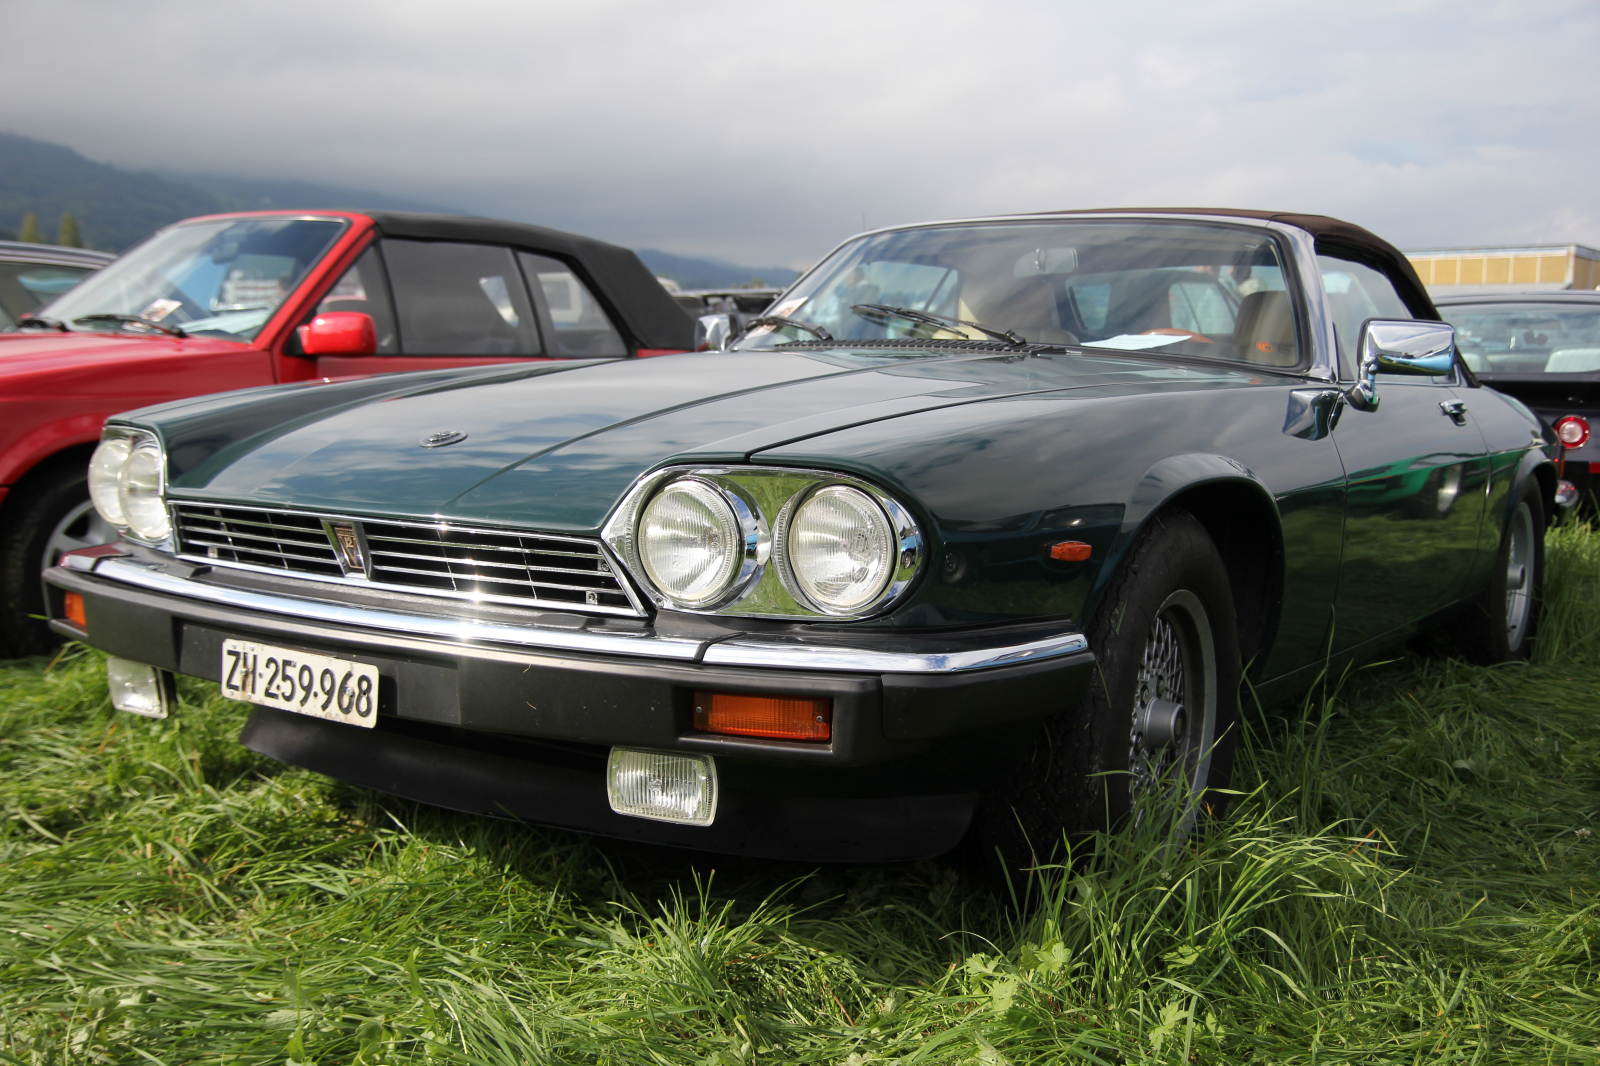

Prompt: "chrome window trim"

[168,499,647,618]
[766,212,1340,384]
[83,555,1086,674]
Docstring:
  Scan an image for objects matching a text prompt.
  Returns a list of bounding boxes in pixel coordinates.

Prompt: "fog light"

[693,690,831,741]
[106,658,171,718]
[606,748,717,825]
[1555,479,1580,509]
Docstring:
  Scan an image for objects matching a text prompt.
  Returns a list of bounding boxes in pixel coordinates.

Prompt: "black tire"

[0,463,114,659]
[972,508,1241,872]
[1447,478,1544,664]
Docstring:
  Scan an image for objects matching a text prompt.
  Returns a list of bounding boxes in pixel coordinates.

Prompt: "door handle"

[1439,399,1468,426]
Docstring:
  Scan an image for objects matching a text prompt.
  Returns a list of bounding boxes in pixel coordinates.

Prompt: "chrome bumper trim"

[701,633,1090,673]
[90,557,702,661]
[84,556,1090,674]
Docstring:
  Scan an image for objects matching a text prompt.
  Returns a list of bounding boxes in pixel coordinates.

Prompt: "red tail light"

[1554,415,1590,449]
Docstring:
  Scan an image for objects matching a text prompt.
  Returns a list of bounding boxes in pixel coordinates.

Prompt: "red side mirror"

[296,312,377,356]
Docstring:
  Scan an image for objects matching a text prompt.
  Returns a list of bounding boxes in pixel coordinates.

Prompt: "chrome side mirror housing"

[1346,319,1457,413]
[694,313,738,352]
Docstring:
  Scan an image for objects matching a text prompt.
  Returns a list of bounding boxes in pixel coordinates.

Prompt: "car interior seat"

[1231,291,1298,366]
[1544,347,1600,373]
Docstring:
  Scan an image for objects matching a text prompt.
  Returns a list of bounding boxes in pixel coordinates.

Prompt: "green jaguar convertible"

[46,209,1558,864]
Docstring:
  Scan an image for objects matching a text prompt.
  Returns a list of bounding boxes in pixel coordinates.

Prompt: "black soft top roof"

[1040,207,1438,319]
[363,212,693,351]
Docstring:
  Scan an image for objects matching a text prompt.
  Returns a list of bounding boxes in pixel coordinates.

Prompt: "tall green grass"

[1,524,1596,1063]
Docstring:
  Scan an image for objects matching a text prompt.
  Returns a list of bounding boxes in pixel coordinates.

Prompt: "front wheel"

[1447,479,1545,663]
[0,466,118,658]
[973,508,1241,871]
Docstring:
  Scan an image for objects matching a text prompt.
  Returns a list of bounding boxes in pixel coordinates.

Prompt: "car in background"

[0,241,114,330]
[669,287,782,334]
[1437,291,1600,511]
[47,208,1555,865]
[0,210,693,657]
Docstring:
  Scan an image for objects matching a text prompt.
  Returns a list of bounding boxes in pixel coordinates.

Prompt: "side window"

[313,246,398,353]
[1316,254,1432,380]
[519,252,626,356]
[385,240,540,356]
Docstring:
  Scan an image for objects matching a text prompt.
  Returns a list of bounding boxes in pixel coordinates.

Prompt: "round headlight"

[787,485,893,611]
[118,441,170,541]
[88,436,132,528]
[638,479,741,607]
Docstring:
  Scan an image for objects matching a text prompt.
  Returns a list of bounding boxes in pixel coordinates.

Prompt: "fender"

[0,412,104,487]
[1083,452,1285,628]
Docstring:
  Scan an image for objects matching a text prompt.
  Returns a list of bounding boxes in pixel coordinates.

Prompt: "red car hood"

[0,331,247,376]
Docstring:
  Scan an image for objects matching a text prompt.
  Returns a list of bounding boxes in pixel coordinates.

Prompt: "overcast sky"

[3,0,1596,268]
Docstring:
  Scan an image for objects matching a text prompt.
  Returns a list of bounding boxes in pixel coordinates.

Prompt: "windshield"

[1437,302,1600,374]
[738,220,1299,367]
[31,217,345,341]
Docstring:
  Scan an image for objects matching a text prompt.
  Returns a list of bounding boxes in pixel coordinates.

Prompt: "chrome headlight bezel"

[602,465,922,620]
[87,425,172,547]
[603,470,769,612]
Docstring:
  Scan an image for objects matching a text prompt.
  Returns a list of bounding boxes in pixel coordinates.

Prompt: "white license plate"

[221,639,379,728]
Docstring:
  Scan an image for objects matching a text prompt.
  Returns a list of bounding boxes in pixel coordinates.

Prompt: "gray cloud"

[2,0,1595,267]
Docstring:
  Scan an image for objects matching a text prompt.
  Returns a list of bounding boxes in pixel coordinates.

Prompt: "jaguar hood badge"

[418,430,468,448]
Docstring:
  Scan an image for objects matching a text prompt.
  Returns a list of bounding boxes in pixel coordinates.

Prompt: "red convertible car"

[0,211,693,657]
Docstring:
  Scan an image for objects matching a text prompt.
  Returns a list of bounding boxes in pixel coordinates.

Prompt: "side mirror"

[694,313,737,352]
[1346,319,1457,413]
[296,312,377,357]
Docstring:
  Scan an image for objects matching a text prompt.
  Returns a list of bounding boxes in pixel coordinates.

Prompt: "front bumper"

[45,551,1093,861]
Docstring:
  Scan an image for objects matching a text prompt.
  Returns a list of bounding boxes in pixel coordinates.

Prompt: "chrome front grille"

[170,503,641,616]
[174,505,343,577]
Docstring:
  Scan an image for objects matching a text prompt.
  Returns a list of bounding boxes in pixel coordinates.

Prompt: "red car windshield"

[36,217,346,342]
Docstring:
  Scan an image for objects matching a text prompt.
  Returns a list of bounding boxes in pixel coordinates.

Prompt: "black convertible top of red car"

[365,211,695,352]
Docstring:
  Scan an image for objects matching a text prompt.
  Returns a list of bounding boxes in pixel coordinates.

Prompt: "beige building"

[1405,244,1600,297]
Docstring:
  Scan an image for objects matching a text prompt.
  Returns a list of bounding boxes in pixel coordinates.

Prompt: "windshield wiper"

[747,315,833,341]
[852,303,1027,347]
[73,314,188,338]
[18,315,68,332]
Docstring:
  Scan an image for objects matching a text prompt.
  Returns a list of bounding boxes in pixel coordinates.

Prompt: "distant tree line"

[8,212,86,247]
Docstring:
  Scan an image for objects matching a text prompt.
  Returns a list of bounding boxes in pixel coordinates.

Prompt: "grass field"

[2,525,1597,1065]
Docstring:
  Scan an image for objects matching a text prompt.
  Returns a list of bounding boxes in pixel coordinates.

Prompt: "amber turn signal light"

[1045,540,1092,562]
[63,592,87,628]
[692,690,831,741]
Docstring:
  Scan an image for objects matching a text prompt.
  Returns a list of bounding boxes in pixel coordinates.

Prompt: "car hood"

[0,330,239,375]
[162,348,1255,531]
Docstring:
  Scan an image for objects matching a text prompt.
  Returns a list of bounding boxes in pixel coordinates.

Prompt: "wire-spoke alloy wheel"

[973,508,1240,876]
[1446,478,1545,665]
[1503,500,1535,650]
[1128,589,1218,829]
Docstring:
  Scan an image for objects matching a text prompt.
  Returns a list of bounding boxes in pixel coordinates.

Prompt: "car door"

[1323,254,1489,652]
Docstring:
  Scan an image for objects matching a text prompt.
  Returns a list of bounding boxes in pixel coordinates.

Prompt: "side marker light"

[1046,541,1093,562]
[63,592,87,628]
[693,690,831,741]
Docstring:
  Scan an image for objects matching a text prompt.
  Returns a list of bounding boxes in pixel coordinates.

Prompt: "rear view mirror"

[297,312,377,357]
[1014,247,1079,277]
[1347,319,1457,413]
[695,313,737,352]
